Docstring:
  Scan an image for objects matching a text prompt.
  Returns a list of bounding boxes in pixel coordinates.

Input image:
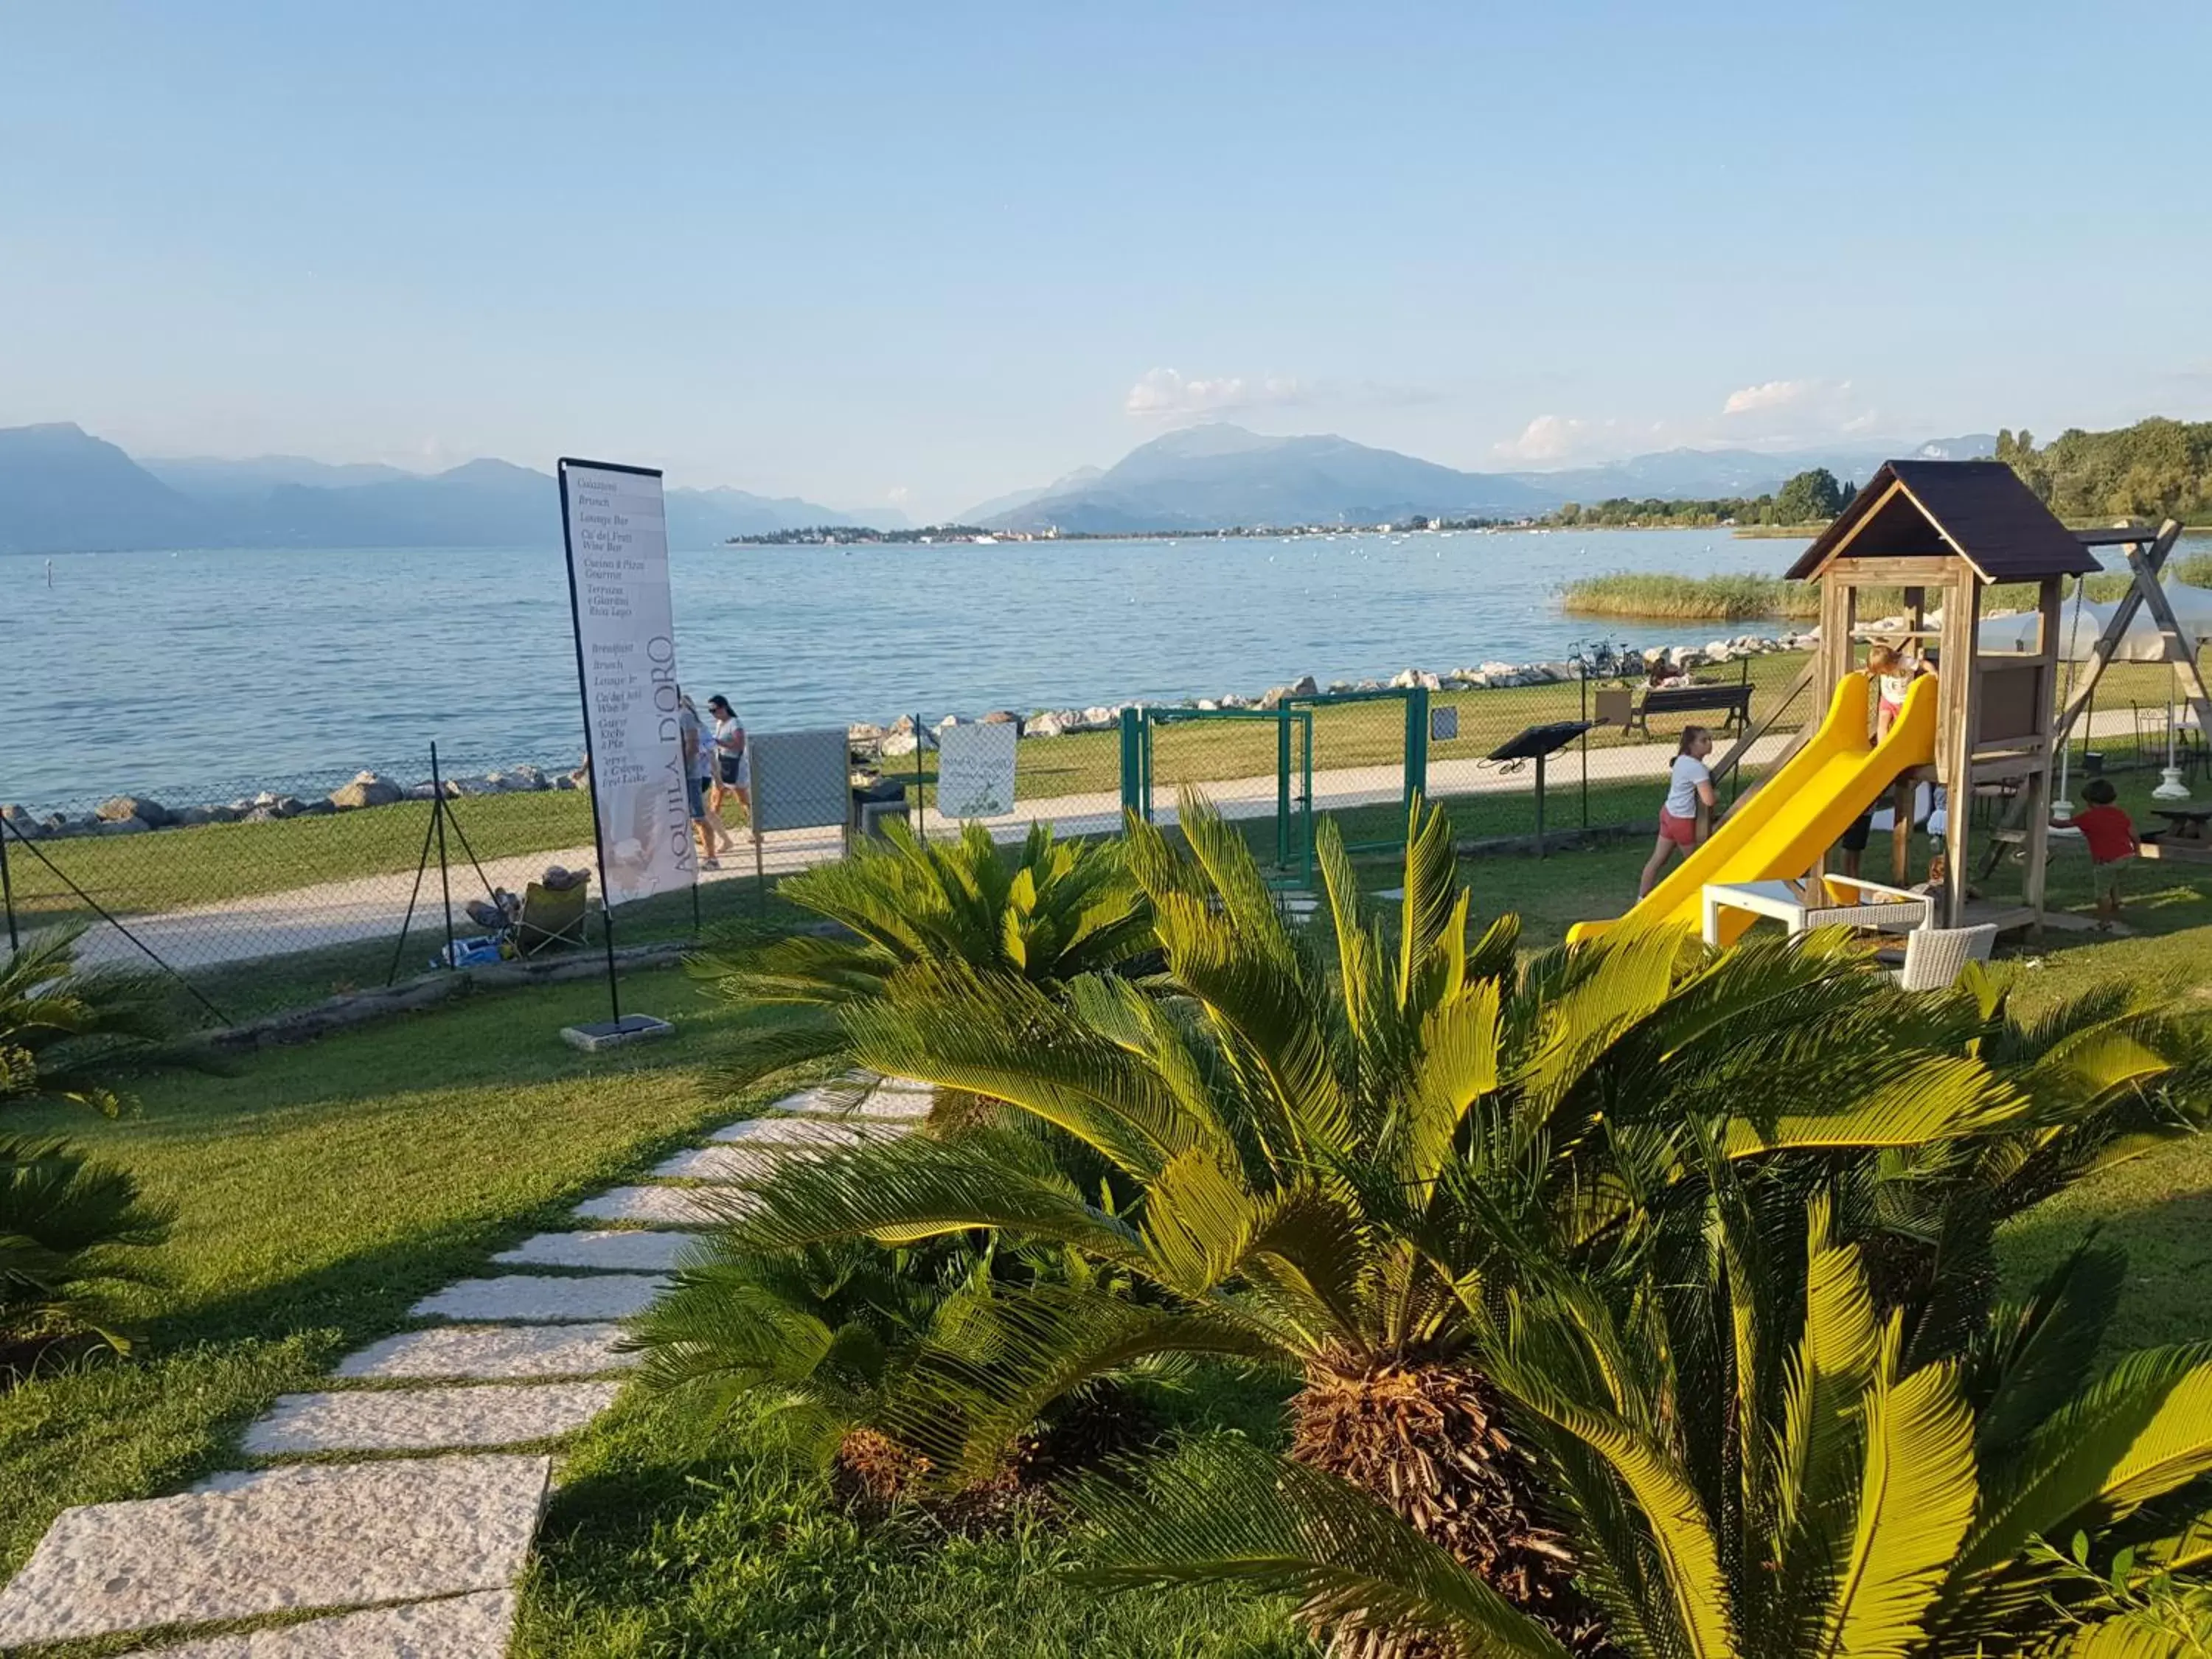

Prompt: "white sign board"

[935,722,1018,819]
[557,459,694,903]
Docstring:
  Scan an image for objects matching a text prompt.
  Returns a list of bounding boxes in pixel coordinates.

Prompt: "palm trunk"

[1290,1363,1603,1656]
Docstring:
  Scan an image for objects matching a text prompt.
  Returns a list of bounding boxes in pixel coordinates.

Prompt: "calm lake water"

[9,527,1814,805]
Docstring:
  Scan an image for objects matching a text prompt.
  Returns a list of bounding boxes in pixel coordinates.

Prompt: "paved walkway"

[0,1075,928,1656]
[78,728,1819,973]
[74,704,2154,973]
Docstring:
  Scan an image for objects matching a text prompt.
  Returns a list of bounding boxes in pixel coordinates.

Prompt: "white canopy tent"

[1977,567,2212,807]
[1976,582,2212,662]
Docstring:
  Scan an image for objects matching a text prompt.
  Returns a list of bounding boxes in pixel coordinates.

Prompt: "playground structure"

[1573,459,2132,941]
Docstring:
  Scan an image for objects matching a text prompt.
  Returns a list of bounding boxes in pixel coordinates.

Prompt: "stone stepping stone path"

[0,1074,927,1655]
[337,1322,638,1381]
[411,1273,669,1324]
[573,1183,744,1227]
[117,1590,516,1658]
[495,1228,698,1271]
[655,1142,824,1183]
[244,1382,625,1455]
[0,1457,547,1647]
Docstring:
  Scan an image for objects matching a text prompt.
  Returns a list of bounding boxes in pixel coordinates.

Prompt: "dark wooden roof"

[1785,459,2100,583]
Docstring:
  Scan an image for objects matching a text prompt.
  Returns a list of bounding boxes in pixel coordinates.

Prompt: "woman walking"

[677,692,731,863]
[706,694,749,830]
[1638,725,1716,898]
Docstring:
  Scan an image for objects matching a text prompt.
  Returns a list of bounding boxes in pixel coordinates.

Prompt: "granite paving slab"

[848,1088,934,1121]
[653,1143,826,1183]
[336,1322,639,1381]
[244,1382,623,1455]
[411,1273,667,1324]
[0,1456,547,1646]
[493,1228,697,1271]
[708,1116,869,1147]
[119,1589,516,1656]
[572,1185,744,1227]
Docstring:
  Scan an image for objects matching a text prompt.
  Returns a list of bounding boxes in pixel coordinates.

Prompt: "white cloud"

[887,485,912,507]
[1492,414,1674,464]
[1124,368,1309,419]
[1723,378,1829,416]
[1493,415,1592,462]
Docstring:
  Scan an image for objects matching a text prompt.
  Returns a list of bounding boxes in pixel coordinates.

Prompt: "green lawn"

[0,969,764,1579]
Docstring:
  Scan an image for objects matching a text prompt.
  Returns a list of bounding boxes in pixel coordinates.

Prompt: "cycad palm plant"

[1,928,177,1352]
[687,816,1152,1092]
[0,927,180,1114]
[1074,1189,2212,1659]
[700,796,2073,1642]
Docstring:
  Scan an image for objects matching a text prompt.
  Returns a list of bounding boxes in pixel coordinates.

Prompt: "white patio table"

[1700,875,1933,947]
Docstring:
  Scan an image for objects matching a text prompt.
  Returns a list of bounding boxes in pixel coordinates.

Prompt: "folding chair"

[511,877,592,957]
[1891,922,1997,992]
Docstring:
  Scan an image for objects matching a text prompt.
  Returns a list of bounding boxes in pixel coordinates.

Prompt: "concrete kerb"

[206,943,693,1052]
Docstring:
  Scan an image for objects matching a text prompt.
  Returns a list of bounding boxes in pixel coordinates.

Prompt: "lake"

[8,527,1812,806]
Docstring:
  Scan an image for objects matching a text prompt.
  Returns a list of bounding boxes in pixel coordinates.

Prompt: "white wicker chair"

[1892,923,1997,992]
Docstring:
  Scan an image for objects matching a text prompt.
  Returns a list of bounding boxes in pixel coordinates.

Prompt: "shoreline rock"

[4,632,1806,832]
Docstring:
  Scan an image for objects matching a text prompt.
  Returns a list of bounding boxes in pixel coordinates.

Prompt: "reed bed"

[1557,562,2200,624]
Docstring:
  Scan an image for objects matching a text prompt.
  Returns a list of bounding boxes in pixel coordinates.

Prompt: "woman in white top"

[1639,725,1717,898]
[705,693,749,827]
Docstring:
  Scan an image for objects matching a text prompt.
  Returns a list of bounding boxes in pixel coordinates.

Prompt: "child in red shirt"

[2067,778,2138,921]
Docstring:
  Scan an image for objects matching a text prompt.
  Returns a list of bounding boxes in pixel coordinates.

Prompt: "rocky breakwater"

[0,765,582,844]
[844,631,1804,752]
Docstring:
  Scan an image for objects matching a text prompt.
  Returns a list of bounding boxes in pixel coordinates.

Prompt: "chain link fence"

[9,644,2194,1025]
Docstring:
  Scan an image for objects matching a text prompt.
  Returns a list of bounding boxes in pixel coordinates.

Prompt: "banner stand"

[554,456,678,1054]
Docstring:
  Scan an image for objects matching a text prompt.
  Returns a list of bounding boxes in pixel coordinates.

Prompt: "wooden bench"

[1630,681,1753,736]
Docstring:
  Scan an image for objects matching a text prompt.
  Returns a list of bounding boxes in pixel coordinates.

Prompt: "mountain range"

[0,419,1997,554]
[963,427,1997,532]
[0,425,905,554]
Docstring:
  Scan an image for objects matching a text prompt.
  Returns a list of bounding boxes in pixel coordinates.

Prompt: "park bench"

[1628,681,1753,736]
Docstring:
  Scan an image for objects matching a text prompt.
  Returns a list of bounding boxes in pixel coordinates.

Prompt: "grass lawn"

[0,967,763,1579]
[8,835,2212,1655]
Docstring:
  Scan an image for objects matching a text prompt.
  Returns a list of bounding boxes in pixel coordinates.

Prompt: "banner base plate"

[560,1014,676,1053]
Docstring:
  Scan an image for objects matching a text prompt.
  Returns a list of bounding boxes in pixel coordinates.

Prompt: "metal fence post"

[1119,709,1145,824]
[431,743,455,969]
[0,813,18,956]
[1404,686,1429,813]
[1579,658,1590,830]
[914,712,927,838]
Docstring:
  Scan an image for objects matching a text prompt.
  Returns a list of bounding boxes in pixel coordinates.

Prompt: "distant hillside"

[1507,434,1997,504]
[961,465,1105,524]
[983,426,1554,532]
[0,424,217,553]
[0,425,900,552]
[142,455,419,495]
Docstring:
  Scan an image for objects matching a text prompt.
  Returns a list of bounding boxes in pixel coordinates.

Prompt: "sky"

[4,1,2208,521]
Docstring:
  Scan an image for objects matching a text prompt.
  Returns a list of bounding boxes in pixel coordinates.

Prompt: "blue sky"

[5,0,2207,518]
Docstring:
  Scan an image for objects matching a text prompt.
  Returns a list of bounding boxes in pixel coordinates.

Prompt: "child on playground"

[2066,777,2138,922]
[1639,726,1716,898]
[1867,644,1930,740]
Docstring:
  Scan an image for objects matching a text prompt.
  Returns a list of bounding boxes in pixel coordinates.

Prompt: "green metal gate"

[1283,686,1428,856]
[1119,705,1315,888]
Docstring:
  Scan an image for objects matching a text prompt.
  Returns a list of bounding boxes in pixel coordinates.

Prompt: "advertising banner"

[557,459,694,904]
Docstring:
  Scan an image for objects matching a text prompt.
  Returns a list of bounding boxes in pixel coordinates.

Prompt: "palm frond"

[1069,1436,1573,1659]
[1962,1345,2212,1577]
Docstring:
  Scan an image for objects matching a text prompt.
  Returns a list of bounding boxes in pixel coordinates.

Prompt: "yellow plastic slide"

[1567,670,1938,944]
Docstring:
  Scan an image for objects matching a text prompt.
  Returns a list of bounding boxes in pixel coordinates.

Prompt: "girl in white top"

[1640,725,1717,899]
